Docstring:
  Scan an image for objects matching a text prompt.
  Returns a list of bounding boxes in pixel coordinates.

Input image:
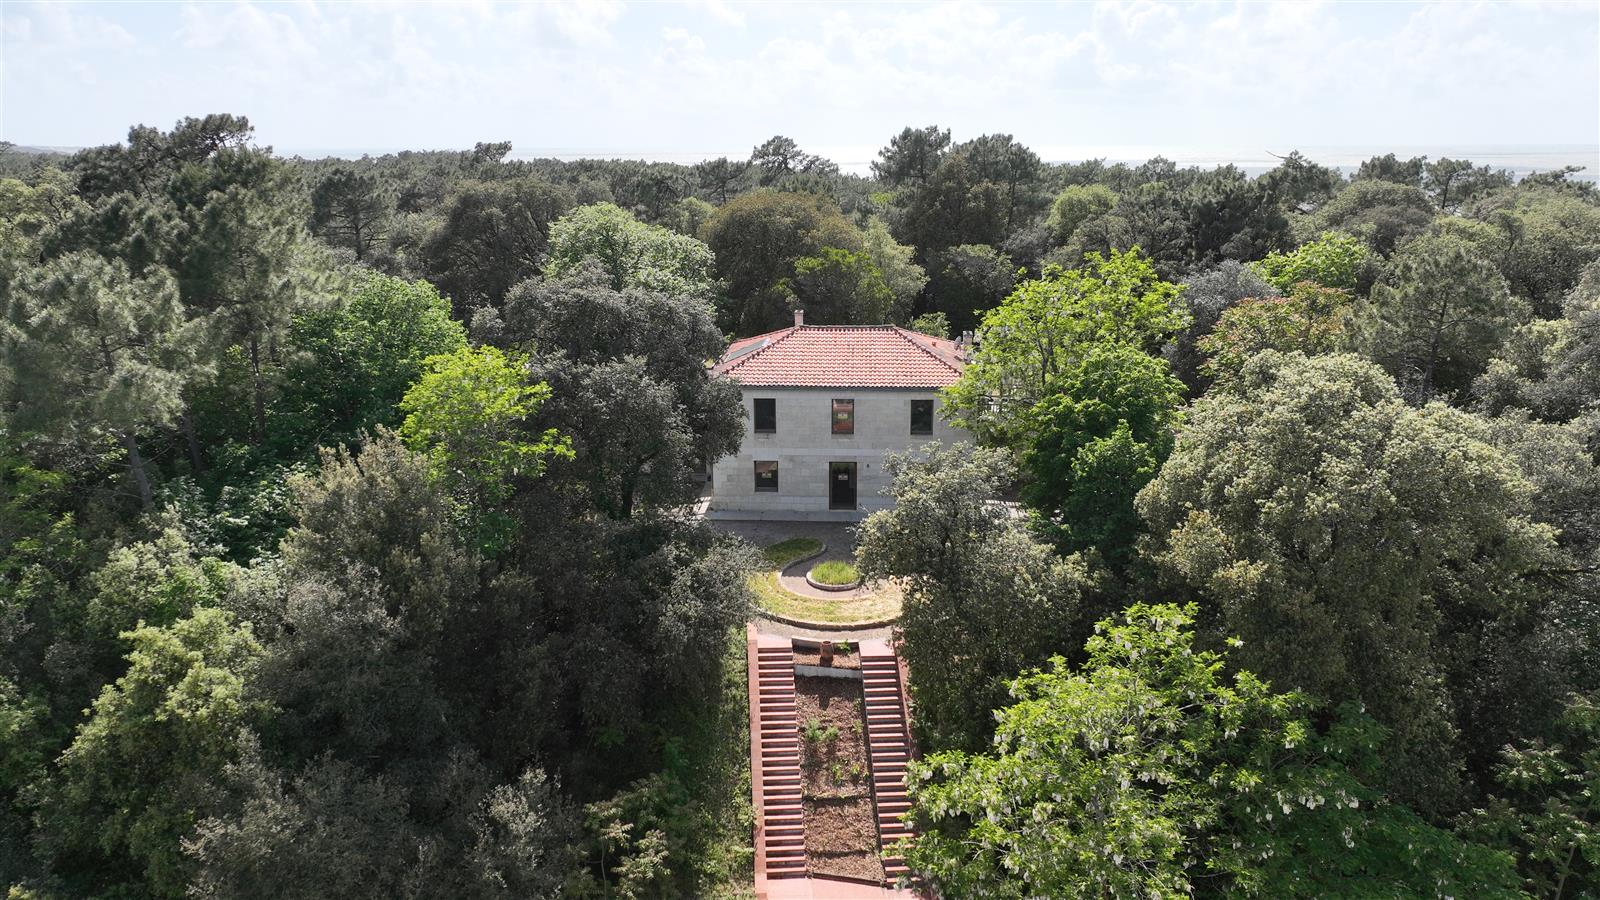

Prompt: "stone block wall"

[710,387,967,515]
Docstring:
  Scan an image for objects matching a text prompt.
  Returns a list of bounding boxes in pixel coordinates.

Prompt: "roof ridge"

[890,326,964,377]
[720,325,798,375]
[795,324,897,330]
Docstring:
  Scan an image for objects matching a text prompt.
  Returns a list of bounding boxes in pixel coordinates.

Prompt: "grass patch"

[763,537,823,568]
[808,560,859,586]
[748,572,901,625]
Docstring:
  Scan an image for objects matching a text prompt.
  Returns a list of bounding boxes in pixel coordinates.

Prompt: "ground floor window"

[754,460,779,492]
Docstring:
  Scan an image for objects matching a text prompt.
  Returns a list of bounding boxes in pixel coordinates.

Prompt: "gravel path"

[753,615,897,643]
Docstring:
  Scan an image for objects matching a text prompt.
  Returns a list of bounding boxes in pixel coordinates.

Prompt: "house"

[707,311,968,519]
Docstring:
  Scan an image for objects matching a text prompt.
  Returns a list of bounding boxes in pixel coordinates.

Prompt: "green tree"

[856,444,1087,751]
[1424,158,1511,212]
[897,135,1044,253]
[1465,691,1600,898]
[39,608,267,898]
[859,216,927,321]
[907,311,951,338]
[545,202,717,297]
[1355,153,1427,188]
[1,252,203,507]
[690,157,748,204]
[947,248,1185,445]
[497,265,743,519]
[1259,150,1344,208]
[179,176,331,447]
[420,177,574,312]
[1200,282,1353,384]
[1163,261,1276,391]
[748,136,837,185]
[924,243,1016,333]
[903,603,1521,899]
[1299,179,1435,256]
[1476,261,1600,422]
[1481,190,1600,318]
[277,273,466,449]
[282,432,476,642]
[665,196,714,237]
[870,125,951,187]
[398,346,569,550]
[309,167,393,262]
[1045,184,1118,244]
[786,247,893,325]
[1355,231,1526,400]
[1137,351,1560,815]
[1249,231,1373,293]
[1021,345,1183,564]
[699,190,863,335]
[1181,168,1290,266]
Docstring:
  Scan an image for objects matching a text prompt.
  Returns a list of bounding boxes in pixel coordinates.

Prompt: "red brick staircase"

[860,640,915,879]
[752,632,807,880]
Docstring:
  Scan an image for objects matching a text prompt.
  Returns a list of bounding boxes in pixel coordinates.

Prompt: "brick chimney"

[793,309,805,327]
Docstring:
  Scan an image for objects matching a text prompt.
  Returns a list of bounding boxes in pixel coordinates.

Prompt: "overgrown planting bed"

[794,643,861,670]
[792,646,885,883]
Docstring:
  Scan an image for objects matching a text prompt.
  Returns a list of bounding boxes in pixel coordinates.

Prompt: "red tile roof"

[713,325,966,388]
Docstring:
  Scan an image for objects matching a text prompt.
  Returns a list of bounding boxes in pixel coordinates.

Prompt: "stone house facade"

[708,313,968,518]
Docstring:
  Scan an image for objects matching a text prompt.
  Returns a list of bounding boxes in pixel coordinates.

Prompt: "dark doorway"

[829,461,857,510]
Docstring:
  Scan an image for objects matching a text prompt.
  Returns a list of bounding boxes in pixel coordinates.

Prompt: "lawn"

[808,560,859,585]
[749,570,901,624]
[747,537,900,625]
[762,537,823,568]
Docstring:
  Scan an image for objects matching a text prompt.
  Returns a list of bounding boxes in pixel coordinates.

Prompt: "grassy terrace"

[749,539,901,625]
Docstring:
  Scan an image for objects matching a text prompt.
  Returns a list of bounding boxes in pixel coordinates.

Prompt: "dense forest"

[1,116,1598,897]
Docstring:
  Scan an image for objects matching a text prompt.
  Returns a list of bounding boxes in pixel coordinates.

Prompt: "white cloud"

[2,0,1595,153]
[685,0,747,28]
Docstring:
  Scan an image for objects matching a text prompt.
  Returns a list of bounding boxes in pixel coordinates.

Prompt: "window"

[753,398,776,434]
[832,399,855,435]
[910,399,934,435]
[754,460,779,492]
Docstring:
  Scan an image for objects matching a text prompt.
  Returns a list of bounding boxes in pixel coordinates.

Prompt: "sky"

[3,0,1598,172]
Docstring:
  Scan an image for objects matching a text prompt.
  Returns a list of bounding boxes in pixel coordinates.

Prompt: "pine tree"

[1,251,204,507]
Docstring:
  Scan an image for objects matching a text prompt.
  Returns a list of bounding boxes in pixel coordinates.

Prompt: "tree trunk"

[122,429,154,509]
[248,330,267,444]
[180,408,205,473]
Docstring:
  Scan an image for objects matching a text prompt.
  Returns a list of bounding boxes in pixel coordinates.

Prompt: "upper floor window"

[910,399,934,435]
[832,399,855,435]
[753,398,776,434]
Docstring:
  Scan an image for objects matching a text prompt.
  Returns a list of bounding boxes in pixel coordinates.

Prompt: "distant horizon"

[13,139,1600,182]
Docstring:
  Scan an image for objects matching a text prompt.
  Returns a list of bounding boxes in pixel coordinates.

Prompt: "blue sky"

[4,1,1597,169]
